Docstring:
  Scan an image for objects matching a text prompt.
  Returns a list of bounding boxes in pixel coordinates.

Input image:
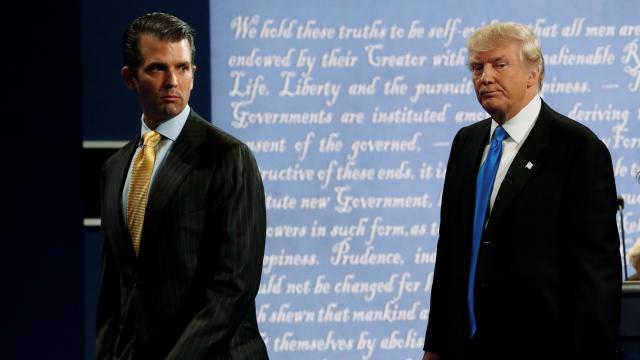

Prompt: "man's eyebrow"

[471,55,508,65]
[144,61,167,69]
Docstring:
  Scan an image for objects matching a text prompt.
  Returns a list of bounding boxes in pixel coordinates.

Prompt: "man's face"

[122,34,195,126]
[469,41,538,123]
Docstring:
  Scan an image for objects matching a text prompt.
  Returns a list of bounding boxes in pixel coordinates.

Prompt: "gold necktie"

[127,131,162,256]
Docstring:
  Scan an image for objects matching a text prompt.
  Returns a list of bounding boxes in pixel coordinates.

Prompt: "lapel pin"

[525,161,534,170]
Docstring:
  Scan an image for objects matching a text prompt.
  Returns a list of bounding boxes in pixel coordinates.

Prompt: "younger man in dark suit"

[422,22,621,360]
[96,12,268,359]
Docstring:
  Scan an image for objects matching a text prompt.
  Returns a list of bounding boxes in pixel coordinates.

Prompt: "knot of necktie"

[492,126,508,145]
[143,131,162,148]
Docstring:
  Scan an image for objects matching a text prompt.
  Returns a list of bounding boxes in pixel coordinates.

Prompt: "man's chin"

[479,104,506,122]
[160,104,185,117]
[480,100,503,114]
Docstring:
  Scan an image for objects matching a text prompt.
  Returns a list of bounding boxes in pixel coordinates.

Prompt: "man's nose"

[164,69,178,87]
[480,65,495,84]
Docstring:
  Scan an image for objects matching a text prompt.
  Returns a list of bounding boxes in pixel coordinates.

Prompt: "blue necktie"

[467,125,508,337]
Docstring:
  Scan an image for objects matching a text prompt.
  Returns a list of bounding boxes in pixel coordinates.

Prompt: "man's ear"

[526,68,539,89]
[190,64,197,90]
[121,66,137,91]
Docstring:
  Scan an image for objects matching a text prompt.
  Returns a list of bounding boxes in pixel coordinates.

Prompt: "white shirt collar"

[490,95,541,144]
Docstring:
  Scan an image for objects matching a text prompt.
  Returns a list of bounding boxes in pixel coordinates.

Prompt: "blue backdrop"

[210,1,640,359]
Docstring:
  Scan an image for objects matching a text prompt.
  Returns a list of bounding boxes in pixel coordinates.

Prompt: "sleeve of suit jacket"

[423,129,464,353]
[560,129,621,359]
[95,165,121,360]
[167,142,266,358]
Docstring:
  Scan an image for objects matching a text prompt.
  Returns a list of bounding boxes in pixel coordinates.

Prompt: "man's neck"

[143,117,167,130]
[492,92,538,125]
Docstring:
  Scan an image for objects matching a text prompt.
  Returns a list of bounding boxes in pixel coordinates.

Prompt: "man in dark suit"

[422,22,621,360]
[96,12,268,359]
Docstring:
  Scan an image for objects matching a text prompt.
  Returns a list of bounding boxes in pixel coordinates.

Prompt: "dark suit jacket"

[424,100,621,360]
[96,111,268,359]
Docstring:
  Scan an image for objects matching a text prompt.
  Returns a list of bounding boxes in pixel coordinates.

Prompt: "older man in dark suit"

[422,22,621,360]
[96,12,268,359]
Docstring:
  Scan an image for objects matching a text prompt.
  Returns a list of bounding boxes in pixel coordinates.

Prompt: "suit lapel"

[454,120,491,254]
[485,101,553,233]
[104,139,139,263]
[460,121,491,189]
[138,112,203,256]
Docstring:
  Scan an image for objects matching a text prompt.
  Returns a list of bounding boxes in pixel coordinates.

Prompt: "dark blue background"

[5,1,210,359]
[5,1,83,359]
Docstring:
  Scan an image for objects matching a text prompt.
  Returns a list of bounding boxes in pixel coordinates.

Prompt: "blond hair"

[467,22,545,90]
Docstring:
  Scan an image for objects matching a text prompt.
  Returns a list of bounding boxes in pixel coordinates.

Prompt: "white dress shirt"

[480,95,541,212]
[121,105,190,221]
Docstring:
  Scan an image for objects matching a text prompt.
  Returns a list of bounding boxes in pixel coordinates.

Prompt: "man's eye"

[496,63,507,68]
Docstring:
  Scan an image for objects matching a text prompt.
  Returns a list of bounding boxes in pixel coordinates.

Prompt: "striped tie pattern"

[127,131,162,256]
